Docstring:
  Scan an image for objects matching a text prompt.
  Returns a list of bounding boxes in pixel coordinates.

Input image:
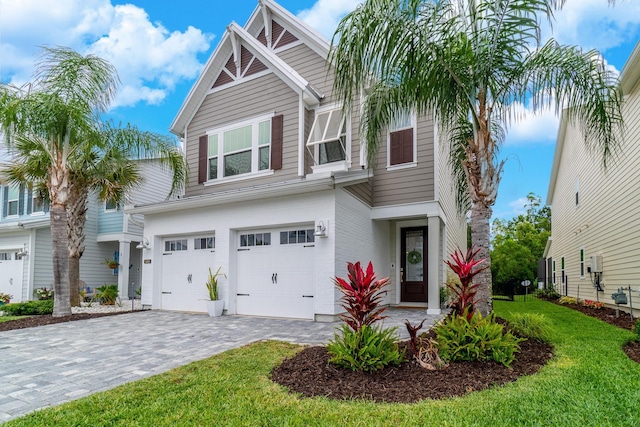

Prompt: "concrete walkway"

[0,308,444,422]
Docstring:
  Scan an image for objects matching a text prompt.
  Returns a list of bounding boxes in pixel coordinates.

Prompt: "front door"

[401,227,428,302]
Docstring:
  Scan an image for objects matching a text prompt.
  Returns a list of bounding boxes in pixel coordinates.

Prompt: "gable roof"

[169,0,328,137]
[547,40,640,206]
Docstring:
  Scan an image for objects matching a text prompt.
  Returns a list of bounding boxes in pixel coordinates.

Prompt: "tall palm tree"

[0,47,186,315]
[330,0,624,314]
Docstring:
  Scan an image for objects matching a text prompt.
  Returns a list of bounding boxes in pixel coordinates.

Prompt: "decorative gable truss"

[212,20,298,90]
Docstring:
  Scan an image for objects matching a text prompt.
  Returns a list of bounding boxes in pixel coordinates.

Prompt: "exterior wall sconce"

[16,244,28,258]
[136,238,151,250]
[314,220,328,238]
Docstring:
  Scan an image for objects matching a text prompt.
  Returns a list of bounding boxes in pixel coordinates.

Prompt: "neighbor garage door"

[0,251,23,303]
[236,226,315,319]
[161,235,215,312]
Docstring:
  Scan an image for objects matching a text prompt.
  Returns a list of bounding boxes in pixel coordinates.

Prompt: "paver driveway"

[0,308,443,422]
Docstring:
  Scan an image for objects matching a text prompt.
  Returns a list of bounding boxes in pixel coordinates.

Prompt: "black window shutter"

[271,114,283,170]
[2,187,7,218]
[18,185,25,215]
[198,135,208,184]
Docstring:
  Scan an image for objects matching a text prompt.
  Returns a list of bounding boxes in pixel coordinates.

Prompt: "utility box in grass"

[611,292,627,305]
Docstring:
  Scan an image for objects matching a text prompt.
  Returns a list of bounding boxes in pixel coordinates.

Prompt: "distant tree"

[491,193,551,290]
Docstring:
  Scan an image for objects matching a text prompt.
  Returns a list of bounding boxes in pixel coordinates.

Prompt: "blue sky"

[1,0,639,220]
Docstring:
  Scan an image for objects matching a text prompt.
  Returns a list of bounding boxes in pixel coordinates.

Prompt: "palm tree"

[0,47,186,315]
[330,0,624,314]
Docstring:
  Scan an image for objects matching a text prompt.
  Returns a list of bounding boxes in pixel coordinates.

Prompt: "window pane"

[258,120,270,146]
[306,229,314,242]
[106,199,117,210]
[325,109,344,139]
[391,110,412,130]
[280,231,287,245]
[208,134,218,157]
[308,111,330,144]
[297,230,306,243]
[224,152,249,177]
[248,234,255,246]
[223,125,252,153]
[209,158,218,180]
[208,237,215,248]
[289,231,296,243]
[8,201,18,216]
[263,233,271,245]
[240,235,248,247]
[194,238,202,250]
[8,186,19,200]
[224,151,251,176]
[259,146,270,170]
[255,233,263,246]
[32,195,45,212]
[319,140,345,164]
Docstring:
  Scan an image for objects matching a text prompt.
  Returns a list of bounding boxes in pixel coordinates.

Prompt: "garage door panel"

[0,252,23,303]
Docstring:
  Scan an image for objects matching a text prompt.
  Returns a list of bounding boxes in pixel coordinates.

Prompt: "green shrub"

[558,296,577,305]
[327,324,406,372]
[634,318,640,337]
[435,309,524,367]
[94,284,119,305]
[1,300,54,315]
[507,312,551,342]
[534,287,560,300]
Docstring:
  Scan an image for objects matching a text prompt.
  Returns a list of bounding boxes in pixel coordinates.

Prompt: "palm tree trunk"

[470,202,493,316]
[50,203,71,317]
[67,184,87,307]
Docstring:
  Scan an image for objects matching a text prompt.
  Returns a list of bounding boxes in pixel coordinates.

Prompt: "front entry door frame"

[395,219,428,305]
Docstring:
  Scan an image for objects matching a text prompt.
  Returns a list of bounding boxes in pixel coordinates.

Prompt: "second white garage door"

[236,226,315,319]
[161,235,216,313]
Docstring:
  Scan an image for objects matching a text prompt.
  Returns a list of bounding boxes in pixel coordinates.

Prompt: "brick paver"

[0,308,443,421]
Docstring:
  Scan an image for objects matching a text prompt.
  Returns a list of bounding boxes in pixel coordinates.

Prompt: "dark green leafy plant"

[94,284,119,305]
[1,300,54,315]
[534,287,560,301]
[334,261,390,332]
[634,318,640,338]
[445,247,488,320]
[507,313,551,342]
[34,287,54,300]
[327,324,406,372]
[435,309,523,367]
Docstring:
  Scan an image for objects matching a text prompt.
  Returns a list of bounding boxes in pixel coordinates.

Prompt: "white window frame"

[31,191,45,216]
[580,248,585,279]
[205,113,274,185]
[105,199,118,212]
[7,186,19,217]
[561,256,565,285]
[553,260,556,285]
[307,104,350,173]
[386,110,417,171]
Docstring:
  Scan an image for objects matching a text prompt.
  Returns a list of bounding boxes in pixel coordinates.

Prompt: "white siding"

[548,79,640,310]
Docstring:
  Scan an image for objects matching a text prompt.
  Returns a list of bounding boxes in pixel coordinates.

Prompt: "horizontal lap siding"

[185,73,299,197]
[438,129,467,257]
[373,115,435,206]
[549,85,640,309]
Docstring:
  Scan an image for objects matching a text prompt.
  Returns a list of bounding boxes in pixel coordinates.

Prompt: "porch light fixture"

[314,220,328,238]
[136,238,151,250]
[16,244,28,258]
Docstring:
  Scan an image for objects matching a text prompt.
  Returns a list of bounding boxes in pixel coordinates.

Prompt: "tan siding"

[372,114,435,206]
[548,83,640,311]
[185,73,299,197]
[344,181,373,206]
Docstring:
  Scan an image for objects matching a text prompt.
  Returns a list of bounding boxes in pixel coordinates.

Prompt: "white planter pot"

[205,300,224,317]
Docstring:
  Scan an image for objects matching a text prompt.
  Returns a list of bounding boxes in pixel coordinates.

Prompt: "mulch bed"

[0,310,141,332]
[271,332,554,403]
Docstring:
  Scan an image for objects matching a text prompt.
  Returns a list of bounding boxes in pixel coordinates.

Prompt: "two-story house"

[128,0,467,321]
[0,151,175,303]
[544,40,640,312]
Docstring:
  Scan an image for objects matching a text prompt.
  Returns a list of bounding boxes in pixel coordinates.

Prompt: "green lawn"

[0,316,27,323]
[7,300,640,427]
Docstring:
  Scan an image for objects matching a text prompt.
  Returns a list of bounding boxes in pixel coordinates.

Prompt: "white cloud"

[544,0,640,52]
[297,0,362,40]
[508,197,529,216]
[503,101,560,146]
[0,0,212,109]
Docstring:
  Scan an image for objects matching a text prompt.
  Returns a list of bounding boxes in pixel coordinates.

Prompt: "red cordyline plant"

[334,261,390,332]
[445,247,489,321]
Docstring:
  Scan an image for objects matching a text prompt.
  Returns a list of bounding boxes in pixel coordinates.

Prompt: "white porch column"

[117,240,131,299]
[427,215,441,314]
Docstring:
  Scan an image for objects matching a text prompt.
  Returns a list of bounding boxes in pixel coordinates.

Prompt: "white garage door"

[0,251,23,303]
[161,235,216,312]
[236,226,315,319]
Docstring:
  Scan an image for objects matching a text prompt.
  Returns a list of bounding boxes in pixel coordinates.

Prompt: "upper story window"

[388,110,416,168]
[31,190,45,214]
[207,114,272,181]
[307,107,347,167]
[105,198,118,212]
[6,186,19,216]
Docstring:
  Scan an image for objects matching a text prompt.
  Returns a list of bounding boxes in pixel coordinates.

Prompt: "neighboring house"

[544,40,640,311]
[128,0,467,320]
[0,150,175,303]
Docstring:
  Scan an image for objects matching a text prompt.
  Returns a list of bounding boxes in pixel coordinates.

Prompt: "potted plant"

[205,267,226,317]
[103,258,120,269]
[0,293,12,306]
